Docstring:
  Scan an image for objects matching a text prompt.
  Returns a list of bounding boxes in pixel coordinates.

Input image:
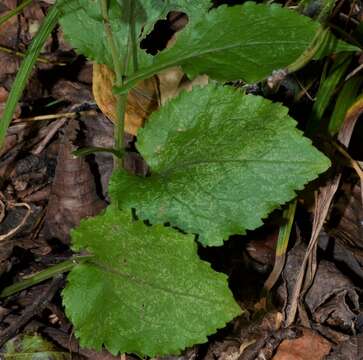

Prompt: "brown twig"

[31,118,67,155]
[0,45,67,66]
[13,110,98,123]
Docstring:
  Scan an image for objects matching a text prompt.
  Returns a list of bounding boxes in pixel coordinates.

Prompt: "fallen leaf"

[272,328,331,360]
[158,66,208,105]
[92,63,160,135]
[92,64,208,135]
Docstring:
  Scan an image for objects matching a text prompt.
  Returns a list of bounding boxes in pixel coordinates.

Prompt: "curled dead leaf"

[92,64,208,135]
[272,328,331,360]
[92,63,160,136]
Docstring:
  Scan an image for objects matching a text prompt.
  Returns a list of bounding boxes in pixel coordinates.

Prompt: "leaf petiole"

[0,255,93,298]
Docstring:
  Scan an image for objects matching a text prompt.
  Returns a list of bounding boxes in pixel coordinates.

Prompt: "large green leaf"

[58,0,210,70]
[117,2,357,92]
[110,85,331,246]
[63,207,241,356]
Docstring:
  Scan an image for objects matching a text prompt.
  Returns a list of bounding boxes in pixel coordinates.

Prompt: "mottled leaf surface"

[110,85,330,245]
[63,207,241,356]
[118,2,357,91]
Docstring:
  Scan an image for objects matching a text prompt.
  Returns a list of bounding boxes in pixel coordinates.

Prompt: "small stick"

[31,118,67,155]
[345,63,363,81]
[13,110,98,123]
[0,45,67,66]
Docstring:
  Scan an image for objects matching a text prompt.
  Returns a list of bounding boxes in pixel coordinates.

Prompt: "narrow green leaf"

[63,207,241,356]
[0,0,32,28]
[264,200,296,291]
[307,53,352,133]
[110,85,330,246]
[329,75,363,135]
[0,5,60,149]
[117,2,357,93]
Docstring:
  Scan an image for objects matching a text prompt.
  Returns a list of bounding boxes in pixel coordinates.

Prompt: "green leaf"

[308,53,352,134]
[328,75,363,135]
[110,85,330,246]
[117,2,357,92]
[63,207,241,357]
[58,0,210,71]
[2,334,70,359]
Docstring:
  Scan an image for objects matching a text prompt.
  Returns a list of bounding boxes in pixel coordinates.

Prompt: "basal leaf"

[63,207,241,356]
[118,2,357,92]
[58,0,210,71]
[110,85,330,246]
[58,0,167,69]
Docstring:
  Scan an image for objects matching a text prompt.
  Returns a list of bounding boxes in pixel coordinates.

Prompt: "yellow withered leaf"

[92,63,160,136]
[92,64,208,135]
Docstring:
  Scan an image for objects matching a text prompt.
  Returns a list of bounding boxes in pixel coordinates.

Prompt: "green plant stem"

[286,26,330,73]
[0,256,93,298]
[129,0,138,72]
[0,0,32,28]
[99,0,127,169]
[99,1,123,86]
[0,4,60,149]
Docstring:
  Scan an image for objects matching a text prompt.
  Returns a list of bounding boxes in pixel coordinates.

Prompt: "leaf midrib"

[155,157,321,177]
[90,258,223,305]
[121,39,311,92]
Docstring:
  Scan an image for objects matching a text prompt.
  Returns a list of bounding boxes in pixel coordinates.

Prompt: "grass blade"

[264,200,297,291]
[0,5,60,149]
[0,0,32,28]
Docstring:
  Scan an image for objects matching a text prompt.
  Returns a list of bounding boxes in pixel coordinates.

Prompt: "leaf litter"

[0,0,362,359]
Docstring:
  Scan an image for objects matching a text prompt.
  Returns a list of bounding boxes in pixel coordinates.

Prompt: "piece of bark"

[44,119,106,243]
[324,334,363,360]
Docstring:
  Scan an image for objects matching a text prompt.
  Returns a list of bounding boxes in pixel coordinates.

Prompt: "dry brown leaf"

[272,328,331,360]
[92,63,160,136]
[158,66,209,105]
[92,64,208,135]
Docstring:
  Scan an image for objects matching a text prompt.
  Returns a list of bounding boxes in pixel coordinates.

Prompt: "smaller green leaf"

[2,334,70,359]
[63,207,241,357]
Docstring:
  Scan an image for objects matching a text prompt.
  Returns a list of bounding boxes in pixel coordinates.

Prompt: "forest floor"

[0,0,362,359]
